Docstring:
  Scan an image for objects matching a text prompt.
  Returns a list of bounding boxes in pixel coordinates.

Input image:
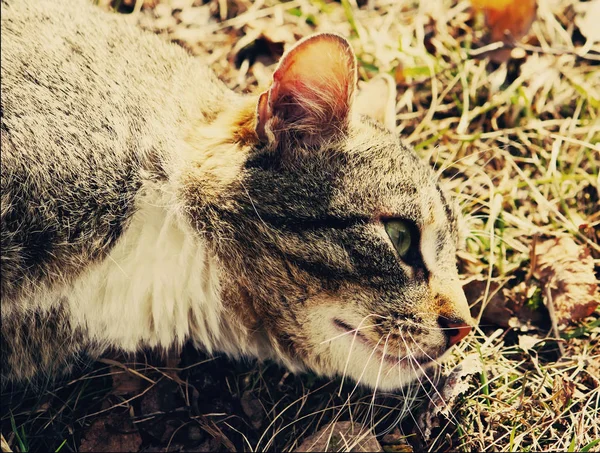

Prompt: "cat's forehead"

[330,124,461,273]
[240,119,458,241]
[332,123,454,227]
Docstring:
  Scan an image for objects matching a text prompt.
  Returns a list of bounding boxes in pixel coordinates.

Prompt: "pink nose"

[440,318,472,348]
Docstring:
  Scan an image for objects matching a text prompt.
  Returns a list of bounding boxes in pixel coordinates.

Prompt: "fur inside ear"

[355,73,397,131]
[255,33,357,148]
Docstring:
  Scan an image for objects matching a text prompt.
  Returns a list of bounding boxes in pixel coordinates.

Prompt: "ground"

[1,0,599,452]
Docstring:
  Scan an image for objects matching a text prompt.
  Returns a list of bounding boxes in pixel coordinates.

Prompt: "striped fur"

[1,0,471,390]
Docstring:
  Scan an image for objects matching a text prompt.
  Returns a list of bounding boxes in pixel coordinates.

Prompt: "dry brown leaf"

[296,421,382,452]
[380,427,413,452]
[79,410,142,453]
[472,0,537,42]
[380,427,410,447]
[472,0,537,61]
[463,278,513,327]
[393,63,405,85]
[240,390,264,430]
[109,365,145,396]
[418,354,483,441]
[381,445,414,452]
[551,375,576,414]
[532,236,599,329]
[463,278,551,329]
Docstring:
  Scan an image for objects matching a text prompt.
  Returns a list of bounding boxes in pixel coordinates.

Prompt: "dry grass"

[2,0,599,451]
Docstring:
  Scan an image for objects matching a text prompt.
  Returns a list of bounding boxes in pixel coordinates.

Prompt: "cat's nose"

[438,317,471,348]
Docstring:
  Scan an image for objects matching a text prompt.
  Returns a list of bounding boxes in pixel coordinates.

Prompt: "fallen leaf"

[472,0,537,42]
[380,427,404,446]
[382,445,413,452]
[393,63,405,85]
[240,390,264,430]
[551,375,575,414]
[532,236,599,329]
[296,421,382,452]
[136,377,186,443]
[79,410,142,453]
[471,0,537,62]
[380,427,412,452]
[463,278,512,327]
[418,354,483,441]
[109,366,145,396]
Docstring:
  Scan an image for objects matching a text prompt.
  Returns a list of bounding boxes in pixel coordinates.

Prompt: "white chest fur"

[65,189,224,353]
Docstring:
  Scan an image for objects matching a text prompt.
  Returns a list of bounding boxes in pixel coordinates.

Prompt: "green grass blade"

[581,439,600,452]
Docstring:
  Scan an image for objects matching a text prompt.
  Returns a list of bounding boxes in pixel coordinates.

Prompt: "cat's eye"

[384,220,412,257]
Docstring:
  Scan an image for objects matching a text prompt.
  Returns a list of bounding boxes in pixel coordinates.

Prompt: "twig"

[545,286,566,357]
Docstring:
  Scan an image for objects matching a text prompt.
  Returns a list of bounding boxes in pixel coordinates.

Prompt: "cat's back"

[0,0,228,304]
[1,0,227,155]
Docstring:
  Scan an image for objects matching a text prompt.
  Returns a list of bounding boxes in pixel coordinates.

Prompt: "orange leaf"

[472,0,537,43]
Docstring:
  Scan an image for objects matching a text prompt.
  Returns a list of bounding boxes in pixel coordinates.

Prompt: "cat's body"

[1,0,472,390]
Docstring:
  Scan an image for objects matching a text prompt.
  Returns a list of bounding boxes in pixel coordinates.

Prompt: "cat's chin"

[294,316,439,391]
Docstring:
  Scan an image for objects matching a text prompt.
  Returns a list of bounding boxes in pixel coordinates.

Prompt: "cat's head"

[182,33,472,390]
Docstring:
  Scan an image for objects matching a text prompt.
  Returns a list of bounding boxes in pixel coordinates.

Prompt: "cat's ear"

[354,73,397,131]
[255,33,357,148]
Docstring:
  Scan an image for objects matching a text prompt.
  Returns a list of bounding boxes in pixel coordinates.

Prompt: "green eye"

[384,220,412,257]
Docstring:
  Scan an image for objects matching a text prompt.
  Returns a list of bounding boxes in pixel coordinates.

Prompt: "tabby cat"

[0,0,472,390]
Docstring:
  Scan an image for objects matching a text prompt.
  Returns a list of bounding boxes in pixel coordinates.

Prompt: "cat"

[0,0,472,391]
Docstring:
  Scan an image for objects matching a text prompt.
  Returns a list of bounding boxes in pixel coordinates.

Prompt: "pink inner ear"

[256,33,357,142]
[271,35,356,116]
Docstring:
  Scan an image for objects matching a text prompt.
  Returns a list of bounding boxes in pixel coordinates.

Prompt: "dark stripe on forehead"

[436,183,455,224]
[238,210,370,233]
[289,223,431,291]
[434,182,461,249]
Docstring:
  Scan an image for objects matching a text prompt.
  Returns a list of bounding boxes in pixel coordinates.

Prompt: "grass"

[2,0,599,451]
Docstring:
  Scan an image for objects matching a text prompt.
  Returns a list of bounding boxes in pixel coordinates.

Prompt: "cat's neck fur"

[64,99,270,362]
[65,187,215,349]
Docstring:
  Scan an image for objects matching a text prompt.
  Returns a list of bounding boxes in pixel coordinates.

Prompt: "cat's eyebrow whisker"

[433,147,498,182]
[443,151,501,184]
